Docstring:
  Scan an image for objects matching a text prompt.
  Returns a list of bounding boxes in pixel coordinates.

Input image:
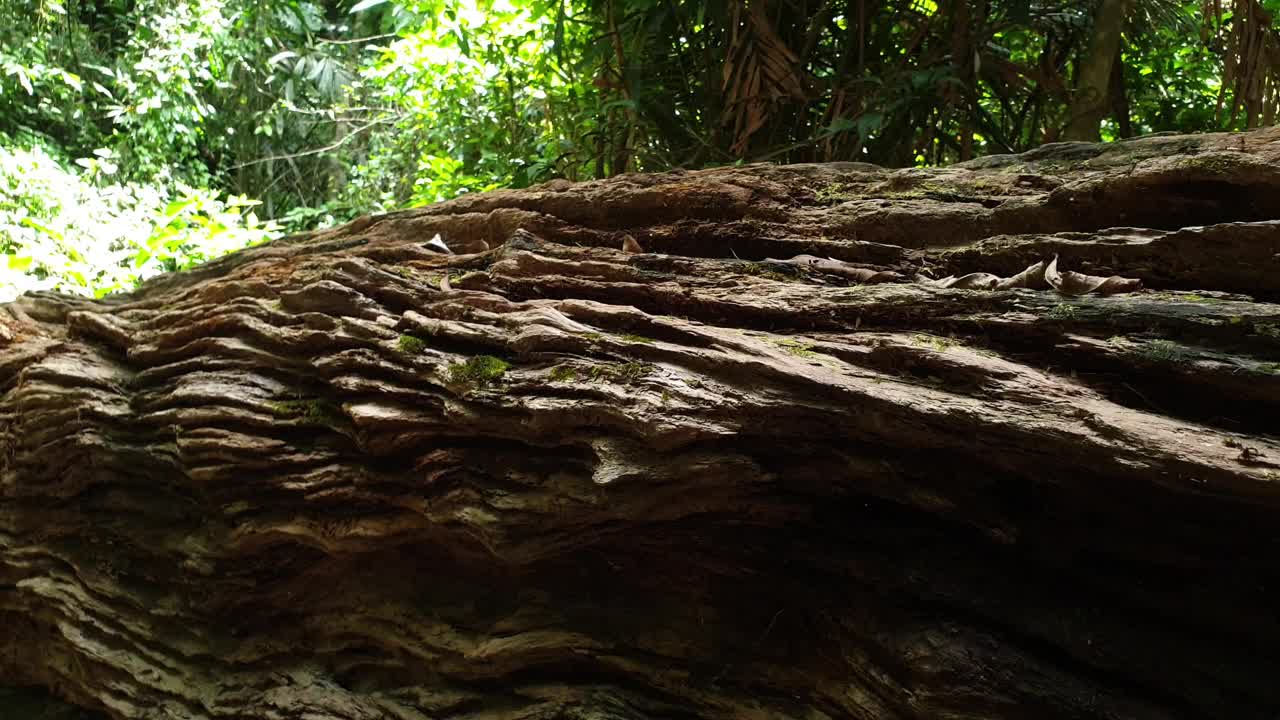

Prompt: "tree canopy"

[2,0,1279,298]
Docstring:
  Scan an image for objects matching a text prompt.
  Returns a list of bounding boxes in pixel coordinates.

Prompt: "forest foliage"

[2,0,1279,298]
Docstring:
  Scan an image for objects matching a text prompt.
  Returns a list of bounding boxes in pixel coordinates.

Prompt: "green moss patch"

[774,338,820,357]
[549,365,578,382]
[588,362,653,384]
[910,334,957,351]
[1137,339,1188,363]
[397,335,427,354]
[814,182,859,204]
[1047,303,1080,320]
[1180,152,1254,175]
[1255,323,1280,339]
[742,262,799,282]
[448,355,510,387]
[269,399,344,425]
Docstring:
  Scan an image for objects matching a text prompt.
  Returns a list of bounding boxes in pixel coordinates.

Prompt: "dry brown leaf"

[721,0,808,155]
[848,269,904,284]
[424,233,452,254]
[921,272,1001,290]
[994,260,1050,290]
[767,255,902,283]
[1045,255,1142,296]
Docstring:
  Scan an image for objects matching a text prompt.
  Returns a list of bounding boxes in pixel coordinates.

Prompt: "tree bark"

[1063,0,1132,141]
[3,128,1280,719]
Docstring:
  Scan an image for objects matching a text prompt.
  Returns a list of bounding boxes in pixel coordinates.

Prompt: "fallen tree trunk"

[2,128,1280,719]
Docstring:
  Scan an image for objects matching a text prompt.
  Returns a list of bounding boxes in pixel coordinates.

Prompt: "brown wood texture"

[3,128,1280,719]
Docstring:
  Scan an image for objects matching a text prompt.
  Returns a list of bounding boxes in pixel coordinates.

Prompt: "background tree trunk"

[1064,0,1133,141]
[3,128,1280,719]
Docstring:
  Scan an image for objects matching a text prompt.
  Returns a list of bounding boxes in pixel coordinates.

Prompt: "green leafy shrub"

[0,144,277,300]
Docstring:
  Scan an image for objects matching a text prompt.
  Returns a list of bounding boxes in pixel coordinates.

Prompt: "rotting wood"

[2,128,1280,719]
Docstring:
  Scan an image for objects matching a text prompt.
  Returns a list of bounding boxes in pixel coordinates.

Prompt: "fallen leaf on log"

[916,259,1137,295]
[994,260,1050,290]
[919,272,1002,290]
[766,254,904,283]
[424,233,452,254]
[1045,255,1142,296]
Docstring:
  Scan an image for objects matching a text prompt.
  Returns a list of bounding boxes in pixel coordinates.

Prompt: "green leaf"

[14,67,33,95]
[164,200,195,217]
[825,117,857,134]
[307,58,326,81]
[856,112,885,137]
[6,255,33,271]
[349,0,388,13]
[20,217,63,240]
[147,230,172,251]
[268,50,297,66]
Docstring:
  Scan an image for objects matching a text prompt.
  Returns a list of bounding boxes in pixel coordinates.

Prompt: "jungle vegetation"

[1,0,1278,297]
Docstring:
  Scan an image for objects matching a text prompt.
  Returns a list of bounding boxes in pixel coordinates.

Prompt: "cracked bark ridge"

[3,128,1280,720]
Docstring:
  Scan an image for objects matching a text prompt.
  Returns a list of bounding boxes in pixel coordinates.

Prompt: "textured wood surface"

[2,128,1279,719]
